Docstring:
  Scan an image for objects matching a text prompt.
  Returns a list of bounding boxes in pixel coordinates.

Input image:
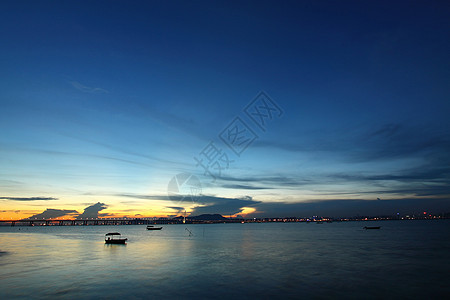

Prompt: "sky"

[1,0,449,219]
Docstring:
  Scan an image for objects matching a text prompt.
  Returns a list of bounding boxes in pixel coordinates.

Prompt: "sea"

[0,220,449,299]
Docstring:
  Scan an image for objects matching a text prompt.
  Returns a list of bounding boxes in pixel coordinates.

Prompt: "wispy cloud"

[217,174,312,189]
[59,134,190,167]
[1,145,158,169]
[330,166,450,183]
[369,123,402,138]
[351,123,450,162]
[253,122,450,163]
[325,162,450,197]
[118,194,163,200]
[0,180,24,186]
[0,196,58,201]
[166,206,185,214]
[69,81,108,94]
[221,184,273,190]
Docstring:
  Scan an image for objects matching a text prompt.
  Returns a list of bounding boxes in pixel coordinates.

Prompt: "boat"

[105,232,127,244]
[146,225,163,230]
[363,226,381,230]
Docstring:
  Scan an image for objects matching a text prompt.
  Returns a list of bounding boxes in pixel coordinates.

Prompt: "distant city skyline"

[1,1,449,219]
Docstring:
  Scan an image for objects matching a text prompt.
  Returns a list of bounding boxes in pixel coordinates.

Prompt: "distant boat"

[364,226,381,230]
[146,225,163,230]
[105,232,127,244]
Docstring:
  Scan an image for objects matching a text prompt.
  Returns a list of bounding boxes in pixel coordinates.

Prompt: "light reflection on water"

[0,221,449,299]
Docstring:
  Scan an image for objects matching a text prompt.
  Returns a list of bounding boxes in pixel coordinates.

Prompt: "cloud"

[351,123,450,162]
[231,122,450,196]
[253,122,450,164]
[69,81,108,94]
[119,193,258,205]
[329,164,450,183]
[167,206,184,210]
[61,134,190,168]
[119,194,205,203]
[326,163,450,197]
[369,123,402,138]
[246,198,450,218]
[118,194,164,200]
[76,202,108,219]
[25,209,79,219]
[118,193,260,216]
[138,190,449,218]
[0,196,58,201]
[2,145,160,169]
[98,213,113,217]
[217,175,310,189]
[189,195,260,216]
[221,184,273,190]
[0,180,24,186]
[166,206,185,214]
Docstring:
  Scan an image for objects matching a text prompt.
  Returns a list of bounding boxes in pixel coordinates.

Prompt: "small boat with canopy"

[105,232,127,244]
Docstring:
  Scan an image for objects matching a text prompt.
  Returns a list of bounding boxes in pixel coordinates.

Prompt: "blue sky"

[1,1,449,219]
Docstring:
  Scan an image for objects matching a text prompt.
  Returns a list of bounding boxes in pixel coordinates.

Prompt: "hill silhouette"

[173,214,228,221]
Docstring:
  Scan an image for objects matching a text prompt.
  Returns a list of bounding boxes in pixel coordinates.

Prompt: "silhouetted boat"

[146,225,162,230]
[105,232,127,244]
[364,226,381,230]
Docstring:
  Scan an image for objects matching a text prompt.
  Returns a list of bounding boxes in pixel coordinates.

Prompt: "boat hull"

[147,227,162,230]
[105,238,127,244]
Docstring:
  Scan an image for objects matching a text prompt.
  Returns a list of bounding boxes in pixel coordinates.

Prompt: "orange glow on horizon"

[229,207,256,218]
[0,210,179,220]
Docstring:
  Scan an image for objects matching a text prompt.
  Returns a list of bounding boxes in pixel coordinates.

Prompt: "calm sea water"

[0,220,449,299]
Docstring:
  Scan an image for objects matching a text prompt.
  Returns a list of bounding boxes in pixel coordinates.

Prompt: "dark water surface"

[1,220,449,299]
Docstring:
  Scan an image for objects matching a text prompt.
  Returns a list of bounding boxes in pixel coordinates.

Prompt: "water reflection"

[0,221,449,298]
[103,244,127,248]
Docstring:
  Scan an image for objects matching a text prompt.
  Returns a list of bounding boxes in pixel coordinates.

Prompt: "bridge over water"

[0,218,183,226]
